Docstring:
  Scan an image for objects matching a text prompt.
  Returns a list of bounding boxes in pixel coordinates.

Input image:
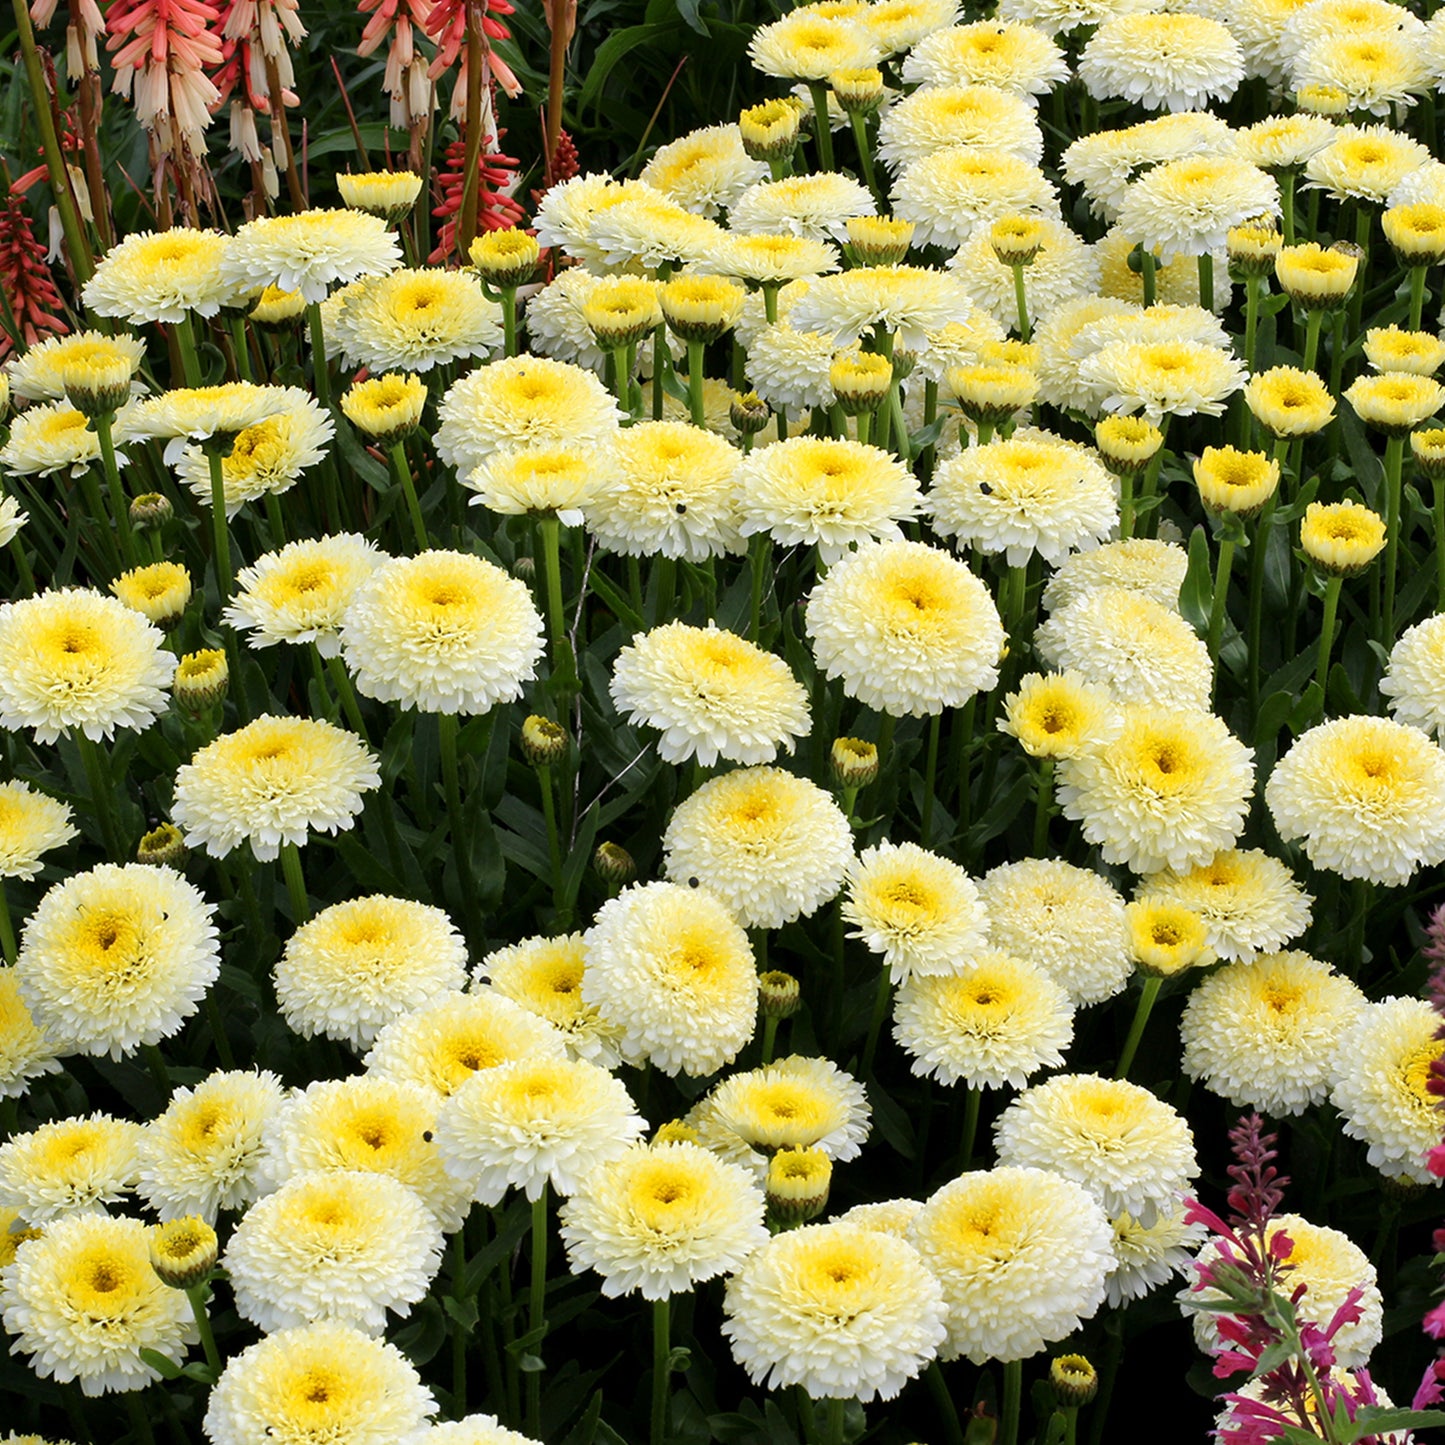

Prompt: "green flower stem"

[1280,169,1297,245]
[537,761,564,916]
[77,465,121,577]
[308,645,340,724]
[926,1362,966,1445]
[686,339,707,429]
[651,1296,671,1445]
[306,302,346,530]
[77,731,124,860]
[824,1397,847,1445]
[748,534,770,643]
[174,314,204,387]
[760,1013,780,1066]
[388,443,429,551]
[1329,310,1347,400]
[1409,265,1429,332]
[920,378,940,481]
[142,1042,171,1092]
[228,315,254,382]
[1011,263,1031,341]
[1315,573,1344,704]
[807,83,835,171]
[1242,274,1261,381]
[205,448,235,601]
[1000,1359,1024,1445]
[1197,252,1214,311]
[326,655,371,745]
[860,967,891,1077]
[1435,476,1445,613]
[1061,1406,1080,1445]
[763,284,780,326]
[205,993,235,1070]
[0,886,16,965]
[1247,484,1281,716]
[125,1390,159,1445]
[1136,417,1171,540]
[500,286,519,357]
[185,1283,222,1378]
[887,383,909,463]
[974,418,994,447]
[856,409,871,446]
[1118,468,1136,540]
[1301,309,1324,374]
[1032,758,1054,855]
[1348,204,1370,344]
[849,114,882,208]
[528,1185,549,1438]
[9,533,35,596]
[1115,974,1162,1079]
[921,711,942,845]
[959,1083,980,1172]
[263,491,288,546]
[439,711,482,944]
[278,840,311,923]
[652,326,669,421]
[94,411,139,567]
[1206,531,1236,672]
[1382,433,1405,647]
[653,557,676,628]
[537,516,573,683]
[1139,248,1156,308]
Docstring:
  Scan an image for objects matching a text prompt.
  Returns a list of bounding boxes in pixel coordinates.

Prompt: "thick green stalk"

[807,83,835,171]
[1115,975,1162,1079]
[1032,758,1053,855]
[1280,169,1297,245]
[537,516,570,678]
[1247,487,1279,717]
[920,711,941,845]
[278,840,311,923]
[651,1296,671,1445]
[206,448,234,601]
[500,286,519,357]
[0,886,16,964]
[1139,248,1156,308]
[94,411,138,566]
[1382,434,1404,646]
[1012,263,1031,340]
[1315,574,1343,706]
[186,1284,223,1377]
[1197,252,1214,311]
[1001,1360,1024,1445]
[457,19,486,255]
[1206,533,1236,673]
[439,711,482,943]
[1409,265,1429,332]
[860,967,891,1077]
[326,655,371,745]
[528,1185,549,1438]
[824,1397,847,1445]
[686,339,707,429]
[388,442,429,551]
[1301,310,1323,374]
[77,731,123,860]
[849,114,882,207]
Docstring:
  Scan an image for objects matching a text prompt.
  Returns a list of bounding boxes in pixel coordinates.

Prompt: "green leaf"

[577,24,677,116]
[1179,524,1213,637]
[866,1078,917,1160]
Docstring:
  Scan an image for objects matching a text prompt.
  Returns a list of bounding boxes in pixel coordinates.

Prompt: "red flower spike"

[0,192,68,360]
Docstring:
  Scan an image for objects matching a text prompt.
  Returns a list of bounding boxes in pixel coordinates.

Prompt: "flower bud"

[470,228,541,289]
[1300,500,1386,576]
[1193,446,1280,519]
[946,363,1037,426]
[137,823,188,869]
[521,714,569,767]
[830,67,884,116]
[830,737,878,789]
[249,285,307,329]
[1295,83,1349,115]
[990,214,1046,267]
[337,169,424,221]
[660,275,746,345]
[149,1217,219,1289]
[1095,416,1163,475]
[654,1119,701,1146]
[766,1147,832,1223]
[111,562,192,631]
[759,970,801,1020]
[174,648,229,713]
[583,277,662,350]
[1226,218,1281,278]
[1412,427,1445,478]
[845,216,913,268]
[730,391,772,436]
[130,492,173,531]
[1050,1354,1098,1408]
[341,372,427,446]
[1383,203,1445,266]
[594,841,636,887]
[1125,900,1213,977]
[1275,243,1358,311]
[739,98,803,163]
[61,355,133,417]
[830,349,892,415]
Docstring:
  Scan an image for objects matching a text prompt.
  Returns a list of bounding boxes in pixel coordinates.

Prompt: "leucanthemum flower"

[1180,951,1365,1116]
[1116,157,1278,262]
[1063,114,1235,224]
[999,670,1122,760]
[1244,366,1337,438]
[707,234,840,287]
[734,436,922,563]
[1382,614,1445,739]
[1305,125,1431,203]
[135,1068,286,1222]
[0,588,172,745]
[893,951,1074,1089]
[877,86,1043,172]
[862,0,959,53]
[590,422,744,561]
[892,147,1056,251]
[1080,338,1246,423]
[705,1055,870,1161]
[900,21,1069,97]
[173,402,336,518]
[641,125,768,216]
[1079,13,1244,110]
[0,1113,140,1222]
[994,1073,1197,1224]
[748,9,881,80]
[114,382,311,461]
[1106,1203,1206,1308]
[930,435,1117,567]
[948,218,1098,330]
[476,935,623,1068]
[980,859,1130,1005]
[524,270,611,373]
[532,174,652,269]
[2,1213,195,1395]
[723,1221,946,1401]
[1185,1214,1384,1367]
[582,881,758,1077]
[1058,705,1255,875]
[1266,715,1445,886]
[224,1170,443,1335]
[1363,327,1445,377]
[275,895,468,1051]
[16,862,219,1060]
[0,968,61,1100]
[1035,589,1213,712]
[663,767,853,930]
[203,1322,436,1445]
[610,622,810,767]
[747,324,837,418]
[806,540,1004,717]
[340,550,544,716]
[224,534,383,658]
[589,198,725,273]
[730,174,877,245]
[1136,849,1312,963]
[82,227,242,323]
[788,266,978,352]
[559,1140,768,1299]
[910,1166,1114,1364]
[0,782,74,880]
[1042,538,1188,615]
[466,445,615,528]
[363,990,568,1100]
[1294,31,1430,115]
[221,209,401,303]
[172,714,380,862]
[328,268,502,372]
[435,1054,645,1205]
[842,841,988,983]
[7,331,146,404]
[1331,996,1445,1185]
[435,357,622,475]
